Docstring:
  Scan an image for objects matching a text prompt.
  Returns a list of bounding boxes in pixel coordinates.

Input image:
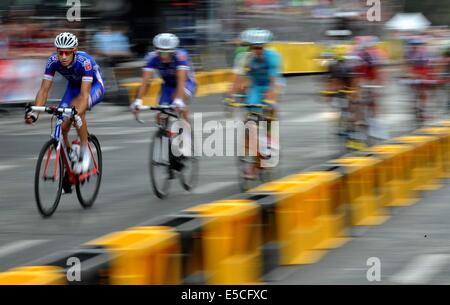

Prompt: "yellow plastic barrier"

[86,226,181,285]
[392,136,442,191]
[0,266,65,285]
[328,157,390,226]
[366,144,419,207]
[121,79,162,106]
[249,179,328,265]
[206,69,232,94]
[267,42,327,74]
[282,172,350,250]
[185,200,262,285]
[194,71,211,97]
[416,127,450,179]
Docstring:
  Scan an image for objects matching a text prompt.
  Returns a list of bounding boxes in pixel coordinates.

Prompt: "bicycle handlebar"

[134,104,179,124]
[27,105,78,118]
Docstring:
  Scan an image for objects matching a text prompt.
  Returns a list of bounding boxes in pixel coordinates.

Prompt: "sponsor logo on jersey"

[84,60,92,71]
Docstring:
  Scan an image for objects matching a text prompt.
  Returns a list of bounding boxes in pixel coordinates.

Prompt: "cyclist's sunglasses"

[57,50,75,56]
[250,45,264,50]
[157,49,174,56]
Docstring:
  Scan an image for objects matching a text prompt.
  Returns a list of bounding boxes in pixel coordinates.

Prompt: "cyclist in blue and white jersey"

[25,32,105,174]
[131,33,196,122]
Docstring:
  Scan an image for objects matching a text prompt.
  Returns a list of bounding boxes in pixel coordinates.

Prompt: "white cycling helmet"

[242,28,273,46]
[54,32,78,48]
[153,33,179,50]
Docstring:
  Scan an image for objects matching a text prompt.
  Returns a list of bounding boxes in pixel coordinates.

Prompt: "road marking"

[101,146,125,152]
[286,113,328,123]
[123,138,151,144]
[192,181,237,194]
[0,164,21,171]
[93,127,155,136]
[390,254,450,284]
[0,240,49,258]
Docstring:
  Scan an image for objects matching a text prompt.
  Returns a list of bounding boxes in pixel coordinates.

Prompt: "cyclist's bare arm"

[232,73,249,96]
[26,79,53,124]
[71,80,92,116]
[134,70,154,103]
[175,69,189,122]
[35,79,53,107]
[266,76,279,101]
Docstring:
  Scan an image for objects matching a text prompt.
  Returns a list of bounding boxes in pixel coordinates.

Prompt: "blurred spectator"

[92,23,133,66]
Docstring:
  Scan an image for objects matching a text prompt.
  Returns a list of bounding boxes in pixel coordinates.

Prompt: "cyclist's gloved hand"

[73,114,83,129]
[130,98,142,112]
[24,106,38,124]
[173,98,186,109]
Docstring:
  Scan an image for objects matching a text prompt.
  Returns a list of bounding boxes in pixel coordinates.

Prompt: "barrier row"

[121,69,233,106]
[2,121,449,285]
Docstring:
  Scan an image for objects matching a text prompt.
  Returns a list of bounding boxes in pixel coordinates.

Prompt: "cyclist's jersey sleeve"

[78,54,95,83]
[174,49,190,71]
[143,51,158,72]
[143,49,195,87]
[267,49,281,79]
[43,53,58,81]
[43,51,102,87]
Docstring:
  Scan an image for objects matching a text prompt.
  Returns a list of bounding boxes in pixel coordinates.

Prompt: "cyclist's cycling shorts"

[59,82,105,110]
[245,85,274,114]
[159,80,197,105]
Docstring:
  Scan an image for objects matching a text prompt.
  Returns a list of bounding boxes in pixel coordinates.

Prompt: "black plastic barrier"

[226,193,279,279]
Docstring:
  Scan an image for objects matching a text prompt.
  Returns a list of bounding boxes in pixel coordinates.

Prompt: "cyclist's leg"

[157,84,175,125]
[179,81,196,157]
[70,82,104,146]
[72,82,104,172]
[246,85,265,159]
[174,80,196,122]
[60,85,79,150]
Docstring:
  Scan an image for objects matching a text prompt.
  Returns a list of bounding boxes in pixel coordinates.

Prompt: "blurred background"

[0,0,448,105]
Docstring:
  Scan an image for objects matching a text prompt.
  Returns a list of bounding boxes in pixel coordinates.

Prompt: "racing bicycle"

[26,105,102,217]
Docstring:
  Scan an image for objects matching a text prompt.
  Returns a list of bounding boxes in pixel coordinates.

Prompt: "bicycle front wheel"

[76,134,102,208]
[149,132,171,199]
[34,139,63,217]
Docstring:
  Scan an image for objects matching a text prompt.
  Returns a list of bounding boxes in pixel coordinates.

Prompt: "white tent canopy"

[385,13,431,32]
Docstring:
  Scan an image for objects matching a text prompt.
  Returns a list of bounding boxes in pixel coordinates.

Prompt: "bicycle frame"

[43,114,99,185]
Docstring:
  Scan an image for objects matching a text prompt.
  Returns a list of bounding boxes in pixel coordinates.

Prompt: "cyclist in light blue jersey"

[231,28,283,110]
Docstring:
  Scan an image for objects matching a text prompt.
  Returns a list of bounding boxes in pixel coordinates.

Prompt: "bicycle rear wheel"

[76,134,102,208]
[179,132,199,191]
[34,139,63,217]
[149,131,171,199]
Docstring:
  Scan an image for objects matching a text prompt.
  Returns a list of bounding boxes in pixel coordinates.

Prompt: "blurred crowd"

[0,0,449,105]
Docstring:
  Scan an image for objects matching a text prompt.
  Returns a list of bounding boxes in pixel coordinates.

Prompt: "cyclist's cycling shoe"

[75,149,91,174]
[62,172,72,194]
